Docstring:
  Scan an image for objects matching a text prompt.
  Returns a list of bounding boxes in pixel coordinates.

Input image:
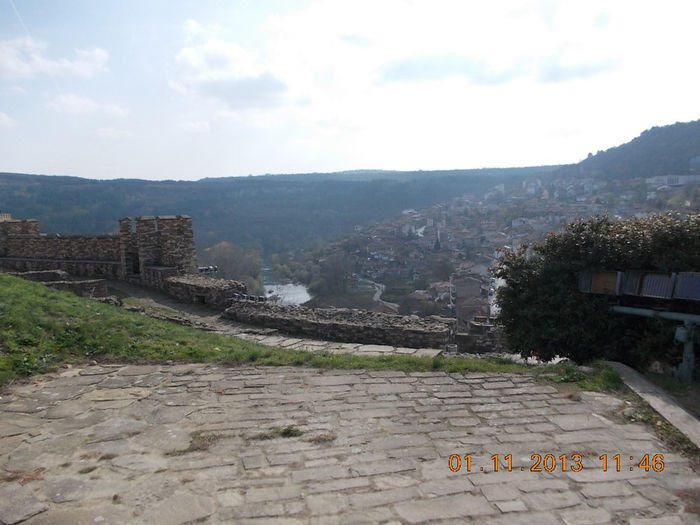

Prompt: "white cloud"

[0,111,17,128]
[176,120,210,133]
[173,21,286,110]
[182,19,222,42]
[0,36,108,78]
[48,94,127,117]
[97,127,132,139]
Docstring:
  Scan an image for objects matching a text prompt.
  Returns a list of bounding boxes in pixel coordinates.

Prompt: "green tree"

[199,241,264,295]
[495,214,700,365]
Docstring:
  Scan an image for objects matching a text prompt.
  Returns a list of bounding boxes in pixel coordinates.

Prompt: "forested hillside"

[0,168,547,255]
[558,119,700,179]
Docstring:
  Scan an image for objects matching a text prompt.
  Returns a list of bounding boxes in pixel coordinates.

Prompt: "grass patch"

[645,371,691,395]
[0,273,623,390]
[166,431,228,456]
[272,425,304,438]
[251,425,304,440]
[536,360,623,392]
[623,398,699,460]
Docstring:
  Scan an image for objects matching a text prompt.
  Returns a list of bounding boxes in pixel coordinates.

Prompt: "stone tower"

[155,215,197,274]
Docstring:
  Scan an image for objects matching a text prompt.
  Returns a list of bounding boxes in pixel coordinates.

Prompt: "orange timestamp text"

[448,453,665,473]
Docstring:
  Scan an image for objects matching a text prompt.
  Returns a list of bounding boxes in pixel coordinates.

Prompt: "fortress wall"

[223,301,454,349]
[141,266,181,289]
[156,216,198,273]
[43,279,108,297]
[5,269,70,282]
[164,275,246,309]
[2,235,120,261]
[0,219,40,236]
[0,257,121,279]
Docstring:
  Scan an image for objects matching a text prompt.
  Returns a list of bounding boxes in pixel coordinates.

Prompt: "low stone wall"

[0,219,40,236]
[0,257,121,279]
[223,301,454,349]
[5,269,70,282]
[2,269,109,298]
[142,266,181,289]
[44,279,108,297]
[164,275,247,309]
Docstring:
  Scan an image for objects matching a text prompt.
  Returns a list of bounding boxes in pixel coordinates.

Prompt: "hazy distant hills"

[558,119,700,179]
[0,167,549,255]
[1,118,698,255]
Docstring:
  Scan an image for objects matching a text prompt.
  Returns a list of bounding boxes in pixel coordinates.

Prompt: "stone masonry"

[0,213,246,309]
[0,364,697,524]
[224,300,455,349]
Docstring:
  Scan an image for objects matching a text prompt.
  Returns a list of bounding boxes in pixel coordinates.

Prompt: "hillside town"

[318,171,700,337]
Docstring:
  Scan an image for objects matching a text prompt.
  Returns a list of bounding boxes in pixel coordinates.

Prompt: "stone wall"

[3,269,108,297]
[223,301,454,349]
[0,218,40,236]
[5,269,70,282]
[44,279,108,297]
[164,275,246,309]
[156,216,197,273]
[1,234,120,260]
[0,214,198,286]
[0,257,121,279]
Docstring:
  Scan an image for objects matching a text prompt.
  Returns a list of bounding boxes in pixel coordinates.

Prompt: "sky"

[1,0,699,181]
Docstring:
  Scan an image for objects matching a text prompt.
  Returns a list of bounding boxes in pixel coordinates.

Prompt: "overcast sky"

[1,0,699,180]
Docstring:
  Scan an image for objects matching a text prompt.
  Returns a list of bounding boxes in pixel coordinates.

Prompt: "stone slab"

[0,363,695,524]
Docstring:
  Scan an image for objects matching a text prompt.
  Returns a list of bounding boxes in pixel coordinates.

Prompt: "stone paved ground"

[0,364,698,524]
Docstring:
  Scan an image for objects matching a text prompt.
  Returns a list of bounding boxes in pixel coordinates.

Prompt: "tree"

[432,258,454,281]
[199,241,263,294]
[495,214,700,365]
[319,252,352,295]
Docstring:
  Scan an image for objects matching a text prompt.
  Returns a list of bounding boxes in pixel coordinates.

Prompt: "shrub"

[495,213,699,365]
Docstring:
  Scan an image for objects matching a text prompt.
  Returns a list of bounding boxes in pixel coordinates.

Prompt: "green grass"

[623,398,700,459]
[645,371,691,394]
[0,274,622,390]
[536,360,624,391]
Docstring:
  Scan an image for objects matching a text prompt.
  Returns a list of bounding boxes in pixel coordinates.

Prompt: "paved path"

[1,364,698,524]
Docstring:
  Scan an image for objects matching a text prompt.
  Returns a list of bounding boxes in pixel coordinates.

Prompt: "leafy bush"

[495,213,700,365]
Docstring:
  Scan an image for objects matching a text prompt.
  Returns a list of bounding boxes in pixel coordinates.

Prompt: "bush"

[495,213,699,365]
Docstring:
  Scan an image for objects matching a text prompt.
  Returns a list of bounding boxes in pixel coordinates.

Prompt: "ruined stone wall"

[5,269,70,282]
[142,266,181,290]
[3,269,108,297]
[164,275,246,309]
[43,279,108,297]
[156,216,197,273]
[1,235,120,261]
[0,214,198,284]
[135,216,160,275]
[0,213,245,310]
[0,219,40,236]
[223,301,454,349]
[0,258,121,279]
[117,215,198,282]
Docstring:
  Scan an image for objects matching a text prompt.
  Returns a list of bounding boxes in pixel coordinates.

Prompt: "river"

[265,283,311,305]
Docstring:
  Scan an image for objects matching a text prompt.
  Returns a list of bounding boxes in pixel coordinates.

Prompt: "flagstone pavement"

[0,363,698,524]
